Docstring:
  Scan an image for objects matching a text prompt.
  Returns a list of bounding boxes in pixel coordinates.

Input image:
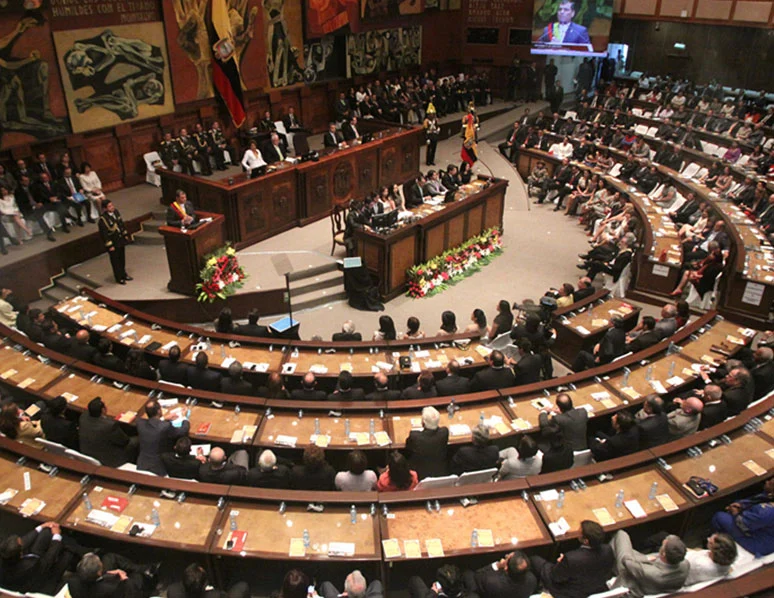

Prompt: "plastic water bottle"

[622,367,630,386]
[234,404,240,417]
[648,482,658,500]
[279,501,286,514]
[298,409,304,419]
[479,411,485,426]
[557,489,565,509]
[151,508,160,526]
[186,408,191,420]
[350,505,357,524]
[302,529,310,548]
[230,511,237,530]
[344,419,351,437]
[82,492,92,511]
[220,344,226,358]
[379,409,384,419]
[615,490,625,509]
[369,418,375,436]
[645,365,653,381]
[471,529,479,547]
[447,399,456,419]
[314,418,321,435]
[668,361,676,378]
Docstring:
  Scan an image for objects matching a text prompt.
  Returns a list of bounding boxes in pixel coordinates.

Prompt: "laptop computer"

[371,210,398,229]
[250,165,267,179]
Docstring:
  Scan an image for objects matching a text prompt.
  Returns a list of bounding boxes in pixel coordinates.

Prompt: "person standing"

[423,105,440,166]
[544,59,558,96]
[98,200,132,285]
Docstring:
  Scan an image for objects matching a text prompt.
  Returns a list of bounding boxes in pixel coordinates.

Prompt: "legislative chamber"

[0,0,772,597]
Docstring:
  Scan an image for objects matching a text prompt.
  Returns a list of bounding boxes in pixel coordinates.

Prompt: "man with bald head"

[198,446,248,484]
[365,372,401,401]
[436,360,471,396]
[654,304,678,340]
[611,530,688,596]
[68,329,97,363]
[699,384,728,430]
[667,396,703,439]
[321,569,383,598]
[291,372,327,401]
[751,346,774,399]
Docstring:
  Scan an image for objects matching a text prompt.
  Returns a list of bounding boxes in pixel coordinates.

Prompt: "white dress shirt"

[241,149,266,170]
[684,550,730,585]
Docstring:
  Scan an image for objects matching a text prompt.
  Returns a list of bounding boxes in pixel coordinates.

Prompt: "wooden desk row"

[158,124,424,249]
[0,314,756,455]
[0,393,771,567]
[353,177,508,299]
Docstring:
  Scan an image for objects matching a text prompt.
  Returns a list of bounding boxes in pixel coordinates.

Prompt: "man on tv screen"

[538,0,590,44]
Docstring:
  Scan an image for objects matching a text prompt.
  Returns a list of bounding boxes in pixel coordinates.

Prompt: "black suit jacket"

[93,351,127,374]
[598,327,627,363]
[290,388,328,401]
[69,574,143,598]
[199,461,246,484]
[41,413,78,449]
[14,185,38,214]
[290,463,336,490]
[31,161,56,179]
[699,401,728,430]
[0,528,64,593]
[341,122,361,141]
[365,388,402,401]
[472,565,538,598]
[636,413,670,449]
[540,408,588,451]
[540,445,574,474]
[751,361,774,399]
[161,452,202,480]
[56,175,83,199]
[78,412,132,467]
[137,417,190,476]
[512,353,542,385]
[405,182,425,208]
[332,331,362,341]
[470,366,516,392]
[246,464,291,489]
[167,582,234,598]
[323,130,343,148]
[187,365,222,392]
[263,143,286,164]
[43,331,71,354]
[401,386,438,399]
[32,180,61,205]
[159,359,188,385]
[405,427,449,479]
[165,201,198,227]
[327,388,366,401]
[625,330,661,353]
[234,323,270,338]
[450,444,499,474]
[436,374,471,396]
[69,339,98,363]
[221,377,255,396]
[538,544,615,598]
[590,426,640,461]
[723,384,753,416]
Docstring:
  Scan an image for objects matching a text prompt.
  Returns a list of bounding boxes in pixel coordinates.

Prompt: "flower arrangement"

[407,227,503,298]
[196,244,248,303]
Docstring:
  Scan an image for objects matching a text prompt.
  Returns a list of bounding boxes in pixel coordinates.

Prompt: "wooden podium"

[159,211,226,295]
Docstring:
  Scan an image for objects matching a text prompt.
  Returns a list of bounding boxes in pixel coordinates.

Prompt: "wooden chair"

[330,203,348,255]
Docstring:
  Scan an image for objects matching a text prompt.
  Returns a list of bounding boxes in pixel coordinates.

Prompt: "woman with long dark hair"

[437,310,457,335]
[377,450,418,491]
[373,315,397,341]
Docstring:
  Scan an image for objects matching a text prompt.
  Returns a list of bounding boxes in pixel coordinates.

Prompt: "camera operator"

[511,296,557,380]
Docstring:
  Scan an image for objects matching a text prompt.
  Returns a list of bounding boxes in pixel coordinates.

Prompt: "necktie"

[352,127,358,138]
[67,178,75,194]
[277,145,283,161]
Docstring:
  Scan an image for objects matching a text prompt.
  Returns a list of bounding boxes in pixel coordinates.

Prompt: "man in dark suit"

[246,449,291,489]
[365,372,401,401]
[327,371,365,401]
[450,425,500,474]
[750,347,774,399]
[721,367,754,416]
[187,352,222,392]
[31,152,56,180]
[69,329,97,363]
[498,123,524,162]
[161,436,204,480]
[538,392,588,451]
[334,93,350,121]
[221,361,255,396]
[699,385,728,430]
[198,447,248,484]
[159,345,188,385]
[323,122,345,148]
[166,189,199,227]
[436,360,471,396]
[41,319,71,353]
[167,563,250,598]
[463,550,537,598]
[590,411,640,461]
[625,316,661,353]
[0,522,71,594]
[136,399,190,476]
[401,371,438,399]
[470,350,516,392]
[572,276,595,301]
[582,238,634,287]
[69,551,156,598]
[291,372,328,401]
[404,406,449,479]
[530,520,614,598]
[14,174,56,241]
[635,395,670,449]
[405,174,428,208]
[234,309,269,337]
[341,116,362,143]
[509,339,542,385]
[55,166,89,224]
[332,320,362,341]
[263,133,288,164]
[40,396,78,449]
[537,0,590,43]
[78,398,135,467]
[32,172,76,232]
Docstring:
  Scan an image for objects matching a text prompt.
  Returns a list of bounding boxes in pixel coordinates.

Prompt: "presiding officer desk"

[353,177,508,298]
[158,122,424,249]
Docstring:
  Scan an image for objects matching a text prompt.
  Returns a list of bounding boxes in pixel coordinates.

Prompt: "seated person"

[161,436,205,480]
[635,395,670,448]
[327,371,365,401]
[405,174,429,208]
[291,372,327,401]
[450,424,499,475]
[590,411,640,461]
[263,133,288,164]
[234,308,269,337]
[436,360,472,396]
[335,449,377,491]
[198,447,248,484]
[93,338,126,373]
[610,530,689,597]
[539,422,574,474]
[167,563,250,598]
[667,396,703,439]
[711,477,774,557]
[401,371,438,399]
[377,450,418,492]
[625,316,661,353]
[221,362,254,396]
[187,352,222,392]
[498,435,543,479]
[240,141,266,175]
[684,533,737,586]
[404,406,449,480]
[332,320,362,341]
[323,122,346,148]
[247,449,291,489]
[40,396,78,449]
[463,550,537,598]
[159,345,188,385]
[290,446,336,490]
[470,350,516,391]
[423,170,448,197]
[341,116,362,143]
[365,373,401,401]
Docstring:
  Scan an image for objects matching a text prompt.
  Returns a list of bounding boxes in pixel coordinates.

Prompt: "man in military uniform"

[193,123,216,174]
[160,131,192,175]
[208,121,233,171]
[98,200,132,285]
[178,127,211,176]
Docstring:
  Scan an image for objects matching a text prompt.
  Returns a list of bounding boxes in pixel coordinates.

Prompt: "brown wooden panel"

[363,243,381,275]
[625,0,658,13]
[79,135,123,189]
[425,224,446,261]
[331,157,357,205]
[380,145,399,187]
[270,178,298,229]
[733,0,772,21]
[695,0,732,18]
[484,195,503,229]
[467,204,484,238]
[389,235,417,290]
[356,147,379,196]
[448,213,465,249]
[305,169,330,221]
[660,0,693,16]
[239,191,271,241]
